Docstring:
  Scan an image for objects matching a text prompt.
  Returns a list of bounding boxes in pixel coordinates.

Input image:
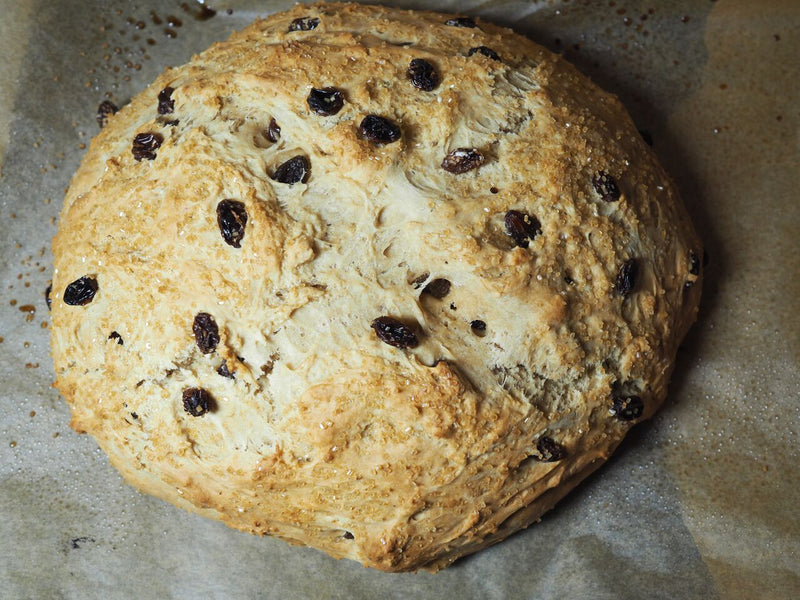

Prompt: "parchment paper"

[1,1,797,598]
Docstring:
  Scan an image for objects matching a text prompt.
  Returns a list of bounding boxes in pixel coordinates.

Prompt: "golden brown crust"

[50,2,702,572]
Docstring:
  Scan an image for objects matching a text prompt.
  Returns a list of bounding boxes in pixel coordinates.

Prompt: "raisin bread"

[50,2,702,572]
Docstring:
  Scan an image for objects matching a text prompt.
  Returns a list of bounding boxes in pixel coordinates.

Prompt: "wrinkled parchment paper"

[1,1,797,598]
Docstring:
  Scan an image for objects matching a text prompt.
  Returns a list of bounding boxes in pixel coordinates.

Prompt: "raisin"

[130,412,138,419]
[535,436,566,462]
[63,276,98,306]
[272,155,310,184]
[411,272,429,289]
[468,46,501,61]
[359,115,402,144]
[441,148,484,174]
[193,312,220,354]
[108,331,124,345]
[407,58,439,91]
[504,210,542,249]
[689,251,700,275]
[371,316,418,349]
[615,258,638,297]
[445,17,477,28]
[422,278,450,299]
[216,199,248,248]
[157,86,175,114]
[217,361,234,379]
[45,283,52,311]
[96,100,118,128]
[610,395,644,421]
[288,16,319,31]
[592,171,621,202]
[343,531,355,540]
[267,118,281,143]
[307,87,344,116]
[470,320,487,336]
[131,132,163,161]
[181,387,213,417]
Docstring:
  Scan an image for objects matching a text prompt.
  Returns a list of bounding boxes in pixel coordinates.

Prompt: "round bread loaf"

[50,2,702,572]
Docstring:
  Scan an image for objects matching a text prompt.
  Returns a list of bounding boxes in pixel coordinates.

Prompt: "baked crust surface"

[51,2,702,571]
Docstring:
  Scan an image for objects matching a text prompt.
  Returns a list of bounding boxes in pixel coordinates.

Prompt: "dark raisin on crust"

[193,312,220,354]
[359,115,402,144]
[411,272,430,289]
[685,250,701,288]
[157,86,175,115]
[592,171,621,202]
[63,276,98,306]
[445,17,476,28]
[108,331,124,345]
[504,210,542,249]
[343,531,355,540]
[272,155,310,184]
[216,199,248,248]
[96,100,118,128]
[689,251,700,275]
[288,16,319,31]
[371,316,418,349]
[441,148,484,174]
[45,283,52,311]
[535,436,566,462]
[131,132,163,161]
[217,361,235,379]
[615,258,638,297]
[422,278,451,299]
[307,87,344,116]
[468,46,501,61]
[181,387,213,417]
[267,118,281,143]
[610,395,644,421]
[470,320,487,336]
[407,58,439,91]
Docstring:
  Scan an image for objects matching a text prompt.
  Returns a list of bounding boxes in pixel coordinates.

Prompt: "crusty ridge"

[51,2,702,571]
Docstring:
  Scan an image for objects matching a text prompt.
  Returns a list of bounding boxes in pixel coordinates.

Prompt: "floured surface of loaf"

[50,2,702,571]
